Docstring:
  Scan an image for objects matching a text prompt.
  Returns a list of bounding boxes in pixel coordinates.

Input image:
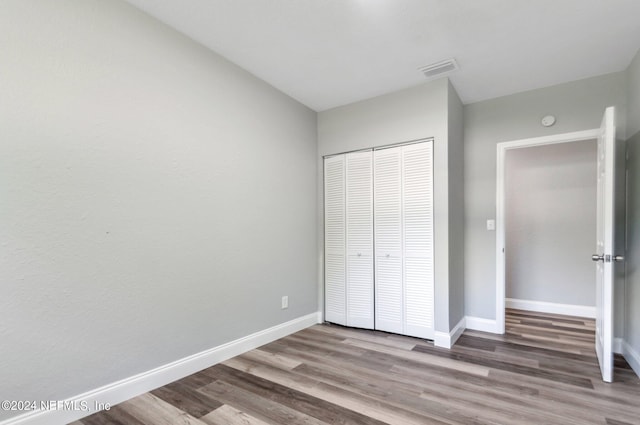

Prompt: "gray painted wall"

[505,141,596,306]
[0,0,317,419]
[625,49,640,363]
[464,72,627,325]
[318,78,457,333]
[628,49,640,138]
[626,131,640,361]
[447,82,465,327]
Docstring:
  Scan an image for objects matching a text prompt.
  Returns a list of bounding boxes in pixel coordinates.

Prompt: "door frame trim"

[495,129,599,334]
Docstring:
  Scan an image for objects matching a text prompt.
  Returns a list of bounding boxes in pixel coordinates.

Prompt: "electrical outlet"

[281,296,289,309]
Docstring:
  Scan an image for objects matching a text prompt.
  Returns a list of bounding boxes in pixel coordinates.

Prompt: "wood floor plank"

[239,349,302,371]
[117,393,208,425]
[77,310,640,425]
[342,337,491,377]
[412,343,594,388]
[290,362,498,425]
[418,385,593,425]
[517,319,596,334]
[412,365,608,425]
[253,342,432,396]
[225,357,450,425]
[209,364,388,425]
[199,405,271,425]
[606,418,635,425]
[414,340,541,368]
[464,329,591,355]
[78,403,158,425]
[198,379,328,425]
[173,369,219,390]
[150,380,223,418]
[310,324,419,350]
[506,309,591,323]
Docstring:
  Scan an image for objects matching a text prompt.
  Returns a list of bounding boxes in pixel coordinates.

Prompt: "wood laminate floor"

[73,310,640,425]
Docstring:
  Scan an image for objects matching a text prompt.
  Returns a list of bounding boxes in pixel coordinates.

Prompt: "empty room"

[2,1,640,424]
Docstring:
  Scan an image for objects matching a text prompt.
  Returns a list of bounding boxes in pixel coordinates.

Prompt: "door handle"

[592,254,624,262]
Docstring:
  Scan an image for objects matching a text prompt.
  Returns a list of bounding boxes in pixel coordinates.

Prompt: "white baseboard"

[450,317,466,347]
[621,339,640,379]
[506,298,596,319]
[434,317,466,349]
[0,312,322,425]
[465,316,500,334]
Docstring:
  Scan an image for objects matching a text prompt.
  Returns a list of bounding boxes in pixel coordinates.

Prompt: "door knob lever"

[592,254,624,262]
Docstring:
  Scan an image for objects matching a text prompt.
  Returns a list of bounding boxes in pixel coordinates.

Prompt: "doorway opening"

[501,137,598,358]
[495,129,600,333]
[505,139,597,314]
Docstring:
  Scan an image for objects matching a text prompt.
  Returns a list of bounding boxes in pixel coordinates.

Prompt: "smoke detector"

[418,58,459,79]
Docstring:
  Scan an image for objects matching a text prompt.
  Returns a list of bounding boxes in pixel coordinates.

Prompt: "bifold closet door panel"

[373,141,434,339]
[324,155,346,326]
[402,142,434,339]
[345,151,374,329]
[373,147,404,334]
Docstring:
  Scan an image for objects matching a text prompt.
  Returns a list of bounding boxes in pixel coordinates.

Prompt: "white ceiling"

[125,0,640,111]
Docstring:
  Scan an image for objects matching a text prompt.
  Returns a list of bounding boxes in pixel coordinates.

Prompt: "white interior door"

[593,106,618,383]
[346,151,374,328]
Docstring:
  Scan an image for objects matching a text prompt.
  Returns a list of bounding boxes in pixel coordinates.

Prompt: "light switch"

[486,219,495,231]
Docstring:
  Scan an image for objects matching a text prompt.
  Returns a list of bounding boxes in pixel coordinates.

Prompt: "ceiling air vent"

[418,58,459,79]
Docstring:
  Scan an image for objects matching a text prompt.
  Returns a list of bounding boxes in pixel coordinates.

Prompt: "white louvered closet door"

[374,141,434,339]
[402,142,434,339]
[345,151,374,329]
[374,147,404,334]
[324,155,346,326]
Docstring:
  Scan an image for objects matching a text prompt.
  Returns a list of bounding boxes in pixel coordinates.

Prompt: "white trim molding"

[620,339,640,378]
[506,298,596,319]
[465,316,501,334]
[495,128,600,336]
[434,317,466,349]
[0,312,322,425]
